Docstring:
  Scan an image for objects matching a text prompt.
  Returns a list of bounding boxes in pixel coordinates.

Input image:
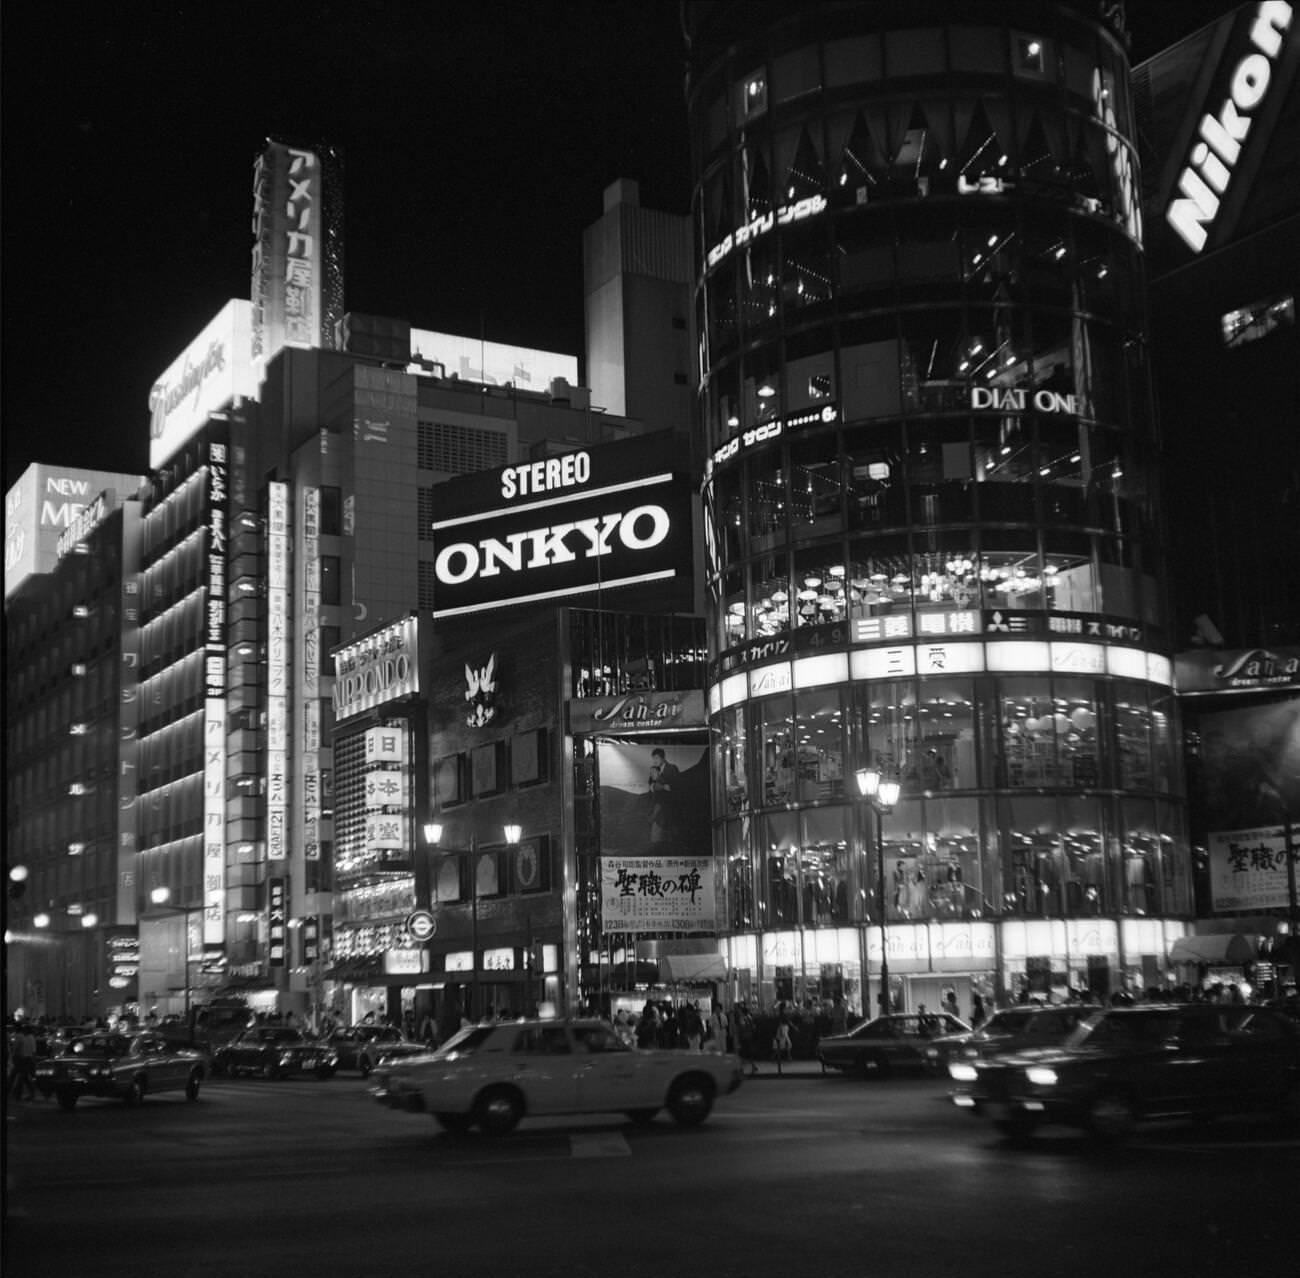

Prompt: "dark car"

[213,1027,338,1080]
[34,1031,208,1110]
[922,1004,1102,1075]
[318,1026,429,1077]
[818,1012,970,1077]
[949,1003,1300,1142]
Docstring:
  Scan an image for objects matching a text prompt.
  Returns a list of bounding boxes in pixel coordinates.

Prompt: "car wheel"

[667,1074,715,1127]
[315,1065,336,1080]
[185,1069,203,1101]
[1277,1080,1300,1127]
[1087,1092,1137,1143]
[994,1116,1037,1144]
[474,1086,523,1137]
[359,1057,373,1079]
[265,1061,283,1081]
[625,1108,659,1126]
[124,1077,145,1107]
[433,1111,473,1135]
[56,1089,77,1111]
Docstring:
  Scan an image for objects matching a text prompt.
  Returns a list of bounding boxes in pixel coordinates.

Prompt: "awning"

[658,954,728,983]
[1168,934,1256,966]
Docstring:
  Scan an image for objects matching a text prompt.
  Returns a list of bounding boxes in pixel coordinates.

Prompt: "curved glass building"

[686,1,1192,1013]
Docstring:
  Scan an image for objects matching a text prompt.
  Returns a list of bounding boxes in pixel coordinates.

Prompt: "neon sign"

[706,195,827,269]
[1166,1,1292,253]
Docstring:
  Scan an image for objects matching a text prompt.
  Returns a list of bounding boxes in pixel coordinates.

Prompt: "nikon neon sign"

[1166,1,1293,254]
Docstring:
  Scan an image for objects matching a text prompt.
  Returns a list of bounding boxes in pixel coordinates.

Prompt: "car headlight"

[924,1047,938,1058]
[1025,1066,1058,1087]
[279,1052,296,1066]
[948,1062,977,1082]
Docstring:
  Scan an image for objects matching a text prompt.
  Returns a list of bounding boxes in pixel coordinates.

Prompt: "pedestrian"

[772,1014,793,1069]
[9,1023,39,1101]
[942,990,961,1022]
[970,992,987,1028]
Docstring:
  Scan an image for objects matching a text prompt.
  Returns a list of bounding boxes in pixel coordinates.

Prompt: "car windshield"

[1068,1011,1178,1049]
[431,1024,497,1057]
[979,1011,1036,1037]
[71,1034,130,1056]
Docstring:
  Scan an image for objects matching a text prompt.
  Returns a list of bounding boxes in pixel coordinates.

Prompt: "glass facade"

[689,1,1191,1013]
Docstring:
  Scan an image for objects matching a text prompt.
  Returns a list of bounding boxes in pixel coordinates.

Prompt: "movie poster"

[594,739,711,858]
[1198,697,1300,912]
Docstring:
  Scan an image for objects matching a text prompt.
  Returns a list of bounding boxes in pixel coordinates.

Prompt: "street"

[5,1067,1296,1277]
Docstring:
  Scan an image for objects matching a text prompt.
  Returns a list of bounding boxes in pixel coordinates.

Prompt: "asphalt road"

[5,1068,1295,1278]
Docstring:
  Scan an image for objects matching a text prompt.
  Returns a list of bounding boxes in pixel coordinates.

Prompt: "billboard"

[148,299,255,470]
[4,464,142,599]
[1195,694,1300,912]
[250,140,331,371]
[332,615,421,722]
[429,434,692,618]
[601,856,719,935]
[594,738,711,859]
[409,328,577,390]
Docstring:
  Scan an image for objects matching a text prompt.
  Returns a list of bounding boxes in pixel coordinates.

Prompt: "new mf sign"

[429,434,693,618]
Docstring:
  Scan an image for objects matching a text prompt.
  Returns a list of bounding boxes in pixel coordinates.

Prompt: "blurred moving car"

[923,1004,1102,1075]
[817,1012,970,1077]
[34,1031,208,1110]
[317,1025,429,1077]
[372,1017,744,1135]
[214,1026,339,1079]
[949,1003,1300,1143]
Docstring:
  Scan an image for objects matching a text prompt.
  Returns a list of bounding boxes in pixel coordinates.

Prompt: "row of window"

[432,728,551,806]
[698,25,1131,148]
[715,672,1179,816]
[703,291,1148,443]
[720,792,1189,932]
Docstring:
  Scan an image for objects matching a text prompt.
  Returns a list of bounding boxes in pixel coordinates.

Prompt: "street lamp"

[424,820,522,1023]
[856,765,902,1016]
[148,886,201,1018]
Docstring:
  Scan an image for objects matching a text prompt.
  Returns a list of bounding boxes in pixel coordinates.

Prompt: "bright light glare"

[949,1062,977,1082]
[1025,1066,1058,1086]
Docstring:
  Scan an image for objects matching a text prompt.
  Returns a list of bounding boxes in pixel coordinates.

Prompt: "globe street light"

[856,765,902,1016]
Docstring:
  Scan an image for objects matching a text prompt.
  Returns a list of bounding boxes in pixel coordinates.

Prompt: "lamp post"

[424,820,523,1023]
[149,886,200,1019]
[856,766,901,1017]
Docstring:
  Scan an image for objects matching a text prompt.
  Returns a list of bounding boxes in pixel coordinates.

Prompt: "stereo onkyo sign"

[429,434,692,618]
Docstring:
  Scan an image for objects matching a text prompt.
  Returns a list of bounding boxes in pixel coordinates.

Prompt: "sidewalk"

[742,1058,825,1079]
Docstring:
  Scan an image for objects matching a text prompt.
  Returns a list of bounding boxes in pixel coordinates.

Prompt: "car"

[372,1017,744,1135]
[922,1004,1102,1075]
[34,1031,208,1110]
[949,1003,1300,1143]
[213,1026,339,1079]
[317,1025,429,1077]
[817,1012,970,1077]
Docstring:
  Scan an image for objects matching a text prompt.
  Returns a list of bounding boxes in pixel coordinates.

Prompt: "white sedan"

[371,1017,744,1135]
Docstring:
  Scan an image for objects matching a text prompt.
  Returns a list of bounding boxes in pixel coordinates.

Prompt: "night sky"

[1,1,1243,493]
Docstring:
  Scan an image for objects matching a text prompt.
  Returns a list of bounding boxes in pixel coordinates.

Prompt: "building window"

[472,741,506,797]
[1012,32,1047,76]
[433,753,466,807]
[736,70,767,125]
[320,556,341,606]
[319,486,342,535]
[417,487,435,541]
[418,561,438,611]
[418,421,509,474]
[511,728,548,786]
